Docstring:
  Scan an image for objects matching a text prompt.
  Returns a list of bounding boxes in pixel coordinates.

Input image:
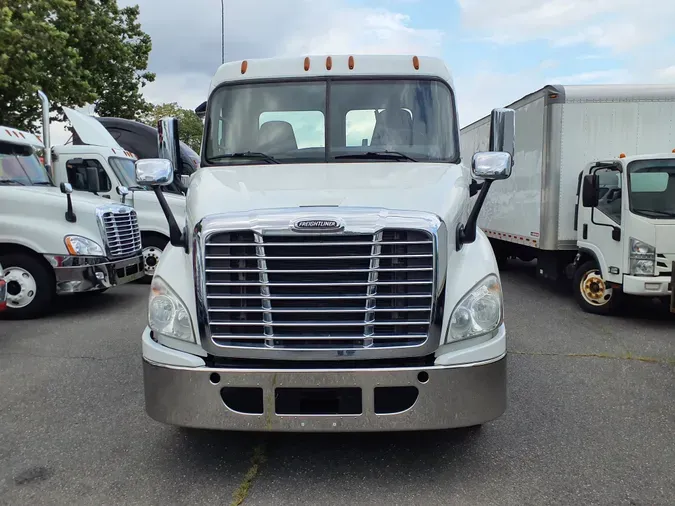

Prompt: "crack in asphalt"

[230,442,268,506]
[510,350,675,365]
[0,351,137,362]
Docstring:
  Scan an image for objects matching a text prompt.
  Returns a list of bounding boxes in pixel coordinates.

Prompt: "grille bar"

[203,229,435,351]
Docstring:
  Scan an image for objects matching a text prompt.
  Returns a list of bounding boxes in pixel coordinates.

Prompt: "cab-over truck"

[136,55,515,432]
[461,85,675,315]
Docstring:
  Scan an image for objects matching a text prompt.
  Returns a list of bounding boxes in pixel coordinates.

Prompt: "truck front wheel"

[573,260,619,315]
[141,234,168,283]
[0,253,55,320]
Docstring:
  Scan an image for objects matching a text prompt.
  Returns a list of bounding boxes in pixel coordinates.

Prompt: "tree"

[0,0,155,132]
[143,103,204,153]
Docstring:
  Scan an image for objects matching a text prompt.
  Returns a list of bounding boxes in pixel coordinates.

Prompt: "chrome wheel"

[3,266,37,309]
[142,246,163,277]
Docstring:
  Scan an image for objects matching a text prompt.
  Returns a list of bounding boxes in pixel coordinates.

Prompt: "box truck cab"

[135,55,517,433]
[47,106,187,281]
[0,124,144,319]
[576,152,675,313]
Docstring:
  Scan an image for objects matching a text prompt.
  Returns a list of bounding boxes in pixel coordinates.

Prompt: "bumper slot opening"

[220,387,264,414]
[374,386,419,414]
[275,388,362,415]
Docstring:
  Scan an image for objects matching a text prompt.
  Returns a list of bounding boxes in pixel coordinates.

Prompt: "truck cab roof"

[209,54,454,93]
[0,126,44,150]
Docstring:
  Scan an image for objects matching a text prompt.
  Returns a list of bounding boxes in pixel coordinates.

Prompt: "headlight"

[148,275,194,342]
[64,235,104,256]
[629,238,656,276]
[447,274,503,343]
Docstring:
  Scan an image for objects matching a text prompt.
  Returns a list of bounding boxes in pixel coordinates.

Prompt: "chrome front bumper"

[143,354,507,432]
[46,254,144,294]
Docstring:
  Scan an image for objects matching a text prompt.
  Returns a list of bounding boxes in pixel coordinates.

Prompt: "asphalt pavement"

[1,262,673,506]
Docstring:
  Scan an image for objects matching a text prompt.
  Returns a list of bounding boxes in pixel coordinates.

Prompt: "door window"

[594,167,622,224]
[65,158,111,192]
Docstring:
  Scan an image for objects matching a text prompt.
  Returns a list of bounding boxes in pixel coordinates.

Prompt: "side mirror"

[59,182,76,223]
[59,182,73,195]
[85,166,100,193]
[489,108,515,160]
[135,158,174,187]
[582,175,599,208]
[157,117,181,171]
[180,174,190,187]
[472,152,513,180]
[116,185,130,204]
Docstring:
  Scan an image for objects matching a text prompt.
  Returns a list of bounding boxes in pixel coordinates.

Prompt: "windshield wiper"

[32,181,53,186]
[0,178,26,186]
[633,208,675,217]
[334,150,417,162]
[208,152,280,164]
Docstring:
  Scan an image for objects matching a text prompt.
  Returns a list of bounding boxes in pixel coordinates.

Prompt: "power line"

[221,0,225,64]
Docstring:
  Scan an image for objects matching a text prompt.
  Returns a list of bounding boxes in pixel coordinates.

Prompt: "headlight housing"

[149,275,195,342]
[447,274,503,343]
[629,238,656,276]
[64,235,104,256]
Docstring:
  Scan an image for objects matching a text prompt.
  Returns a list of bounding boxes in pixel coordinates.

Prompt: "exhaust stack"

[37,90,51,171]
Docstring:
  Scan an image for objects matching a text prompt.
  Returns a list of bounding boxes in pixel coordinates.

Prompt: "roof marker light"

[241,60,248,74]
[412,56,420,70]
[348,55,354,70]
[326,56,332,70]
[304,57,310,71]
[619,153,626,158]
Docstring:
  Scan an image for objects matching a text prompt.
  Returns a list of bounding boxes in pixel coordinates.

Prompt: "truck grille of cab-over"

[101,210,142,259]
[203,230,435,350]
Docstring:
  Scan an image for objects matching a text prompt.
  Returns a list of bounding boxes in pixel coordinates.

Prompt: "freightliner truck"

[461,85,675,315]
[0,94,144,319]
[137,55,516,432]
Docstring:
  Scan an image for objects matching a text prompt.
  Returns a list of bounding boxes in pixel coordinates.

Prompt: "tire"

[140,235,169,283]
[573,260,619,315]
[0,253,55,320]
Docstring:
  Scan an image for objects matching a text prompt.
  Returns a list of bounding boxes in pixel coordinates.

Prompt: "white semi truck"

[461,84,675,315]
[45,101,186,281]
[136,54,516,432]
[0,115,144,319]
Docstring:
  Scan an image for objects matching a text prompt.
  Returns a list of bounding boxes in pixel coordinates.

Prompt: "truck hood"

[6,185,118,209]
[187,163,469,224]
[655,224,675,254]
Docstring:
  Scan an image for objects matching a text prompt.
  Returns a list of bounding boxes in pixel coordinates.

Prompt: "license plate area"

[275,387,362,415]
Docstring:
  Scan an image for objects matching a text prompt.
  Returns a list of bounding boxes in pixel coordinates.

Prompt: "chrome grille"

[203,229,435,350]
[101,209,142,259]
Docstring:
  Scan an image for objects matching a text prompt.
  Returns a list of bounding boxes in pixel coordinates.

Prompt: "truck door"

[577,164,624,284]
[64,156,114,200]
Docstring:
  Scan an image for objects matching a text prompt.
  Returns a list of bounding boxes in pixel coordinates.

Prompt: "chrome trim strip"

[193,207,447,361]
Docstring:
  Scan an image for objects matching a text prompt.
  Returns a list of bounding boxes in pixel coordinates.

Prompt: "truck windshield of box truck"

[204,78,458,165]
[0,142,52,186]
[628,159,675,218]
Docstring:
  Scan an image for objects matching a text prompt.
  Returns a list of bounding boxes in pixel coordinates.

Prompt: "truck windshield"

[0,142,52,186]
[108,157,144,190]
[204,78,458,165]
[628,159,675,219]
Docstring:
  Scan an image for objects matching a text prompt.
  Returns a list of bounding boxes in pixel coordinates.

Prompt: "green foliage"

[0,0,155,131]
[143,102,204,152]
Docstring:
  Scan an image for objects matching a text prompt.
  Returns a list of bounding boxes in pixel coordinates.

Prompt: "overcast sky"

[53,0,675,143]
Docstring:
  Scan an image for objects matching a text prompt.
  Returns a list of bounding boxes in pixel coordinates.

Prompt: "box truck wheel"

[141,234,168,283]
[573,260,619,315]
[0,253,55,320]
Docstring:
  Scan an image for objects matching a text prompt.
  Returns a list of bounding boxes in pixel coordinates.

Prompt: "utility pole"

[221,0,225,64]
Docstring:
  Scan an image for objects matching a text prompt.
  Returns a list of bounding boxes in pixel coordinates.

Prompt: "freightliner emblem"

[292,218,344,232]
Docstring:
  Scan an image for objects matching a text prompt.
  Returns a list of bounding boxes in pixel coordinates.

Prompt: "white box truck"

[461,84,675,315]
[135,54,516,432]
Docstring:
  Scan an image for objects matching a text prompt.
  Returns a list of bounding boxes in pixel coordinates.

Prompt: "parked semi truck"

[42,101,186,281]
[0,107,144,319]
[461,84,675,315]
[136,54,516,432]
